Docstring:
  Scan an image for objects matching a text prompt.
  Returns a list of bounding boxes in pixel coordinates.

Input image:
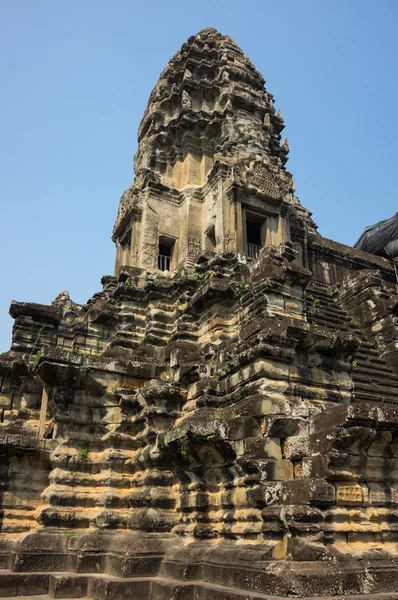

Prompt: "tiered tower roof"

[135,27,289,174]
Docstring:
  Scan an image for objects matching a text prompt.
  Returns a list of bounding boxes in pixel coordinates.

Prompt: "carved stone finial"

[282,137,290,153]
[52,290,70,305]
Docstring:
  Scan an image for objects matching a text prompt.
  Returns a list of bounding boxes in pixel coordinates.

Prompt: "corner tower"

[113,27,315,275]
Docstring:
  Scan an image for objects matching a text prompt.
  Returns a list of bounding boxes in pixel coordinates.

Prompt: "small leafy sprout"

[138,336,146,346]
[215,368,227,380]
[95,335,103,356]
[308,297,320,316]
[34,350,41,366]
[193,268,204,280]
[124,278,136,288]
[30,325,45,360]
[348,316,360,328]
[78,446,90,459]
[208,271,216,279]
[312,322,319,328]
[352,360,358,368]
[234,281,250,298]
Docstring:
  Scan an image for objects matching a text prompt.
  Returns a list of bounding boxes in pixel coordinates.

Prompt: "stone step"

[355,363,396,378]
[0,572,49,598]
[306,299,349,314]
[357,359,395,376]
[359,343,380,353]
[352,372,398,388]
[353,380,398,399]
[353,390,398,404]
[0,523,35,534]
[0,597,51,600]
[306,300,349,315]
[0,572,90,599]
[307,310,348,324]
[49,574,89,598]
[355,352,394,364]
[307,306,348,318]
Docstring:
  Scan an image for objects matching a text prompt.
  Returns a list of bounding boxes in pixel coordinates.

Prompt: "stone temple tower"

[2,27,398,600]
[113,27,314,276]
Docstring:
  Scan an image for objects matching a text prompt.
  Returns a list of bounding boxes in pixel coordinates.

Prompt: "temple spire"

[113,28,316,276]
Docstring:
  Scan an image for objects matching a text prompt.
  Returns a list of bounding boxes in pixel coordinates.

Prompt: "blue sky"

[1,0,398,350]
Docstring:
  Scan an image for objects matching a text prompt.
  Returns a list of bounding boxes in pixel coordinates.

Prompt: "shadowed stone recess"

[2,26,398,600]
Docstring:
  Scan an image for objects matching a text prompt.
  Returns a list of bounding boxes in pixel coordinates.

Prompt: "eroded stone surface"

[1,26,398,600]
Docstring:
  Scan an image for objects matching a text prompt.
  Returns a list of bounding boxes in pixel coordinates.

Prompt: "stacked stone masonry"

[1,27,398,600]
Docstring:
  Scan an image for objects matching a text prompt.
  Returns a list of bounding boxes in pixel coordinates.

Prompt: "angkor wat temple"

[2,27,398,600]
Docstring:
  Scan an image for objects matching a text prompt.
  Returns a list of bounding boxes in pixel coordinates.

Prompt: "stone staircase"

[306,282,398,404]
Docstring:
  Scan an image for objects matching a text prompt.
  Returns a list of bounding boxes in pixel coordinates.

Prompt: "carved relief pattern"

[130,248,139,266]
[113,189,132,235]
[224,232,236,252]
[188,236,202,255]
[248,164,280,199]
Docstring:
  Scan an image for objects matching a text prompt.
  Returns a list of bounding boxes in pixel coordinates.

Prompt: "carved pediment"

[236,161,290,200]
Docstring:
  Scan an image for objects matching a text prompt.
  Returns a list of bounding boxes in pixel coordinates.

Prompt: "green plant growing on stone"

[193,268,204,280]
[308,296,321,316]
[234,281,250,298]
[30,325,45,361]
[208,271,216,279]
[95,335,103,356]
[348,316,360,329]
[351,360,358,368]
[78,446,90,459]
[33,350,41,366]
[138,335,146,346]
[215,368,227,380]
[124,278,136,288]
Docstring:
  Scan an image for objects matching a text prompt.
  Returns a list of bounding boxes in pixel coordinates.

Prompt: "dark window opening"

[158,238,174,271]
[246,221,261,246]
[246,218,263,259]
